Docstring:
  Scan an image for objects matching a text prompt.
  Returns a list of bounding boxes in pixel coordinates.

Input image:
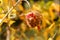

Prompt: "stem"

[0,0,30,24]
[6,27,10,40]
[24,0,30,8]
[0,0,21,23]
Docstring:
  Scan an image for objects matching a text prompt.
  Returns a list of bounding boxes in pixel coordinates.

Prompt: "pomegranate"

[25,11,42,30]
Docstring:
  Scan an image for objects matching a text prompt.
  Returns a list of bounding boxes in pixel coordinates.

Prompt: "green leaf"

[0,7,3,13]
[45,1,53,10]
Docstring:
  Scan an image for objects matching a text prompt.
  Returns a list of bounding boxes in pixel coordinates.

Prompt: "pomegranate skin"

[25,11,42,29]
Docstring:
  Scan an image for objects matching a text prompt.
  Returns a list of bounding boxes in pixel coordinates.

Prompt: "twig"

[52,32,57,39]
[0,0,20,23]
[0,0,30,24]
[48,31,57,40]
[24,0,30,8]
[6,27,10,40]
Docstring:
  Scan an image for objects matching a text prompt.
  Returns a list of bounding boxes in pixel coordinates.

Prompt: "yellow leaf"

[0,14,5,19]
[10,27,16,40]
[0,0,3,6]
[18,4,24,11]
[12,9,16,13]
[8,20,15,26]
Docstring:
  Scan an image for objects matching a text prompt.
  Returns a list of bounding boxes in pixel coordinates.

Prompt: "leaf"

[0,0,3,6]
[0,14,5,18]
[8,20,15,26]
[46,1,53,10]
[25,29,36,38]
[0,8,3,13]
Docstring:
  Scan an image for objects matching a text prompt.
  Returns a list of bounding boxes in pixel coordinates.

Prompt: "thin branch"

[6,27,10,40]
[24,0,30,8]
[0,0,30,24]
[0,0,21,23]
